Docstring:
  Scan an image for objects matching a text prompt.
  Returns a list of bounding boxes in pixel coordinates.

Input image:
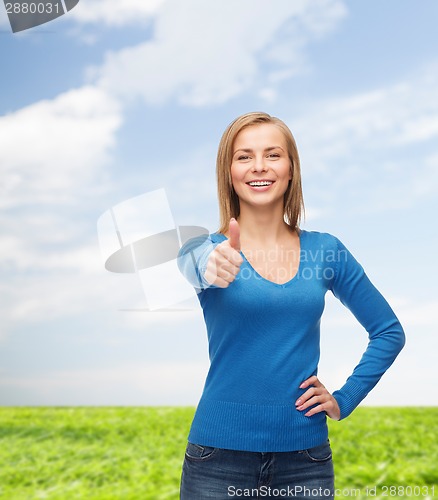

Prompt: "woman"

[177,112,405,499]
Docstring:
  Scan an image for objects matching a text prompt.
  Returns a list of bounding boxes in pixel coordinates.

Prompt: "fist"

[204,218,243,288]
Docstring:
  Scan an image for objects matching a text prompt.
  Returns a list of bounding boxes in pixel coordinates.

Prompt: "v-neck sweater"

[177,229,405,452]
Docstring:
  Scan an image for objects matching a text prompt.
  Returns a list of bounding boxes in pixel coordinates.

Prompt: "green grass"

[0,407,436,499]
[328,408,437,498]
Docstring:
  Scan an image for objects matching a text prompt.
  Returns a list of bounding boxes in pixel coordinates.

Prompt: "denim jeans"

[180,440,334,499]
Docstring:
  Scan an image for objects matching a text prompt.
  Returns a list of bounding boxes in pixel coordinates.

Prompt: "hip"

[180,439,334,499]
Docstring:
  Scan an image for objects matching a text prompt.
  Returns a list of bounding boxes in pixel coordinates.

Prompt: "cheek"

[230,164,244,187]
[280,162,292,181]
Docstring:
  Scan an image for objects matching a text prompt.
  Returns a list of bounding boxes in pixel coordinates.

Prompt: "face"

[230,123,292,212]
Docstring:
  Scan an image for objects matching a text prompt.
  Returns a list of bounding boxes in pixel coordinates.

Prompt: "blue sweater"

[177,229,405,452]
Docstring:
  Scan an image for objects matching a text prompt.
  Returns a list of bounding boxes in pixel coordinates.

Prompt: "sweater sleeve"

[177,234,220,292]
[329,236,406,420]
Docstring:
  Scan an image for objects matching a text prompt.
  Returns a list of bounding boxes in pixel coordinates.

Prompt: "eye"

[237,155,251,161]
[267,153,280,159]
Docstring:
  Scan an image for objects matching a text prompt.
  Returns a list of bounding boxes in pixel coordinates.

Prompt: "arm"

[177,234,217,292]
[177,219,243,291]
[329,237,406,419]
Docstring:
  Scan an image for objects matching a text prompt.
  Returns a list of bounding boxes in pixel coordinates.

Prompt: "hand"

[203,218,243,288]
[295,376,341,421]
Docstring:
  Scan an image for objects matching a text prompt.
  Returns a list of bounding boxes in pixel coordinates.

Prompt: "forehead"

[233,123,286,149]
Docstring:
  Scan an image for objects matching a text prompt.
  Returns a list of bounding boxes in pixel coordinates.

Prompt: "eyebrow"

[233,146,285,155]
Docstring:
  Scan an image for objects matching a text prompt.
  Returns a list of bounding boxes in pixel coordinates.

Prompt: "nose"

[252,155,267,173]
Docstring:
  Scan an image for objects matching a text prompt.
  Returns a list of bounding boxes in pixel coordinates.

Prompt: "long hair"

[216,111,305,234]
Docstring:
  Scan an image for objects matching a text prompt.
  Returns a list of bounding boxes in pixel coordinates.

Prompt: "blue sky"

[0,0,437,406]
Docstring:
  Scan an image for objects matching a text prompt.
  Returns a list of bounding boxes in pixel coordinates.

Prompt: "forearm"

[177,235,217,290]
[330,237,406,419]
[332,316,405,419]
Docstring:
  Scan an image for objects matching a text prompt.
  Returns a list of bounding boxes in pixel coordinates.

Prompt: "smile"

[247,180,274,187]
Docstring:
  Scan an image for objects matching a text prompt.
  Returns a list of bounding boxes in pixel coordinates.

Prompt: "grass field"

[0,407,436,499]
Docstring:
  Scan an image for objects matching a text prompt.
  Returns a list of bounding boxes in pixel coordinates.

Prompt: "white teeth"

[248,181,273,186]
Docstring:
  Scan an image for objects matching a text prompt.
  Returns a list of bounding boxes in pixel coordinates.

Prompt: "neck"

[237,202,293,244]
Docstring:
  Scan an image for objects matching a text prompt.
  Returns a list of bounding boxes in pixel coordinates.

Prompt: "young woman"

[177,112,405,499]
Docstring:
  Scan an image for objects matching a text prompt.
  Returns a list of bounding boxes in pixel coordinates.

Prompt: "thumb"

[228,218,241,251]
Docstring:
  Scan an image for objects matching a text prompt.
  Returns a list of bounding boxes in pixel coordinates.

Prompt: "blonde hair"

[216,111,305,234]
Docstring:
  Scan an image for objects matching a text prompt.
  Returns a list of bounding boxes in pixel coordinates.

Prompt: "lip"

[245,179,275,192]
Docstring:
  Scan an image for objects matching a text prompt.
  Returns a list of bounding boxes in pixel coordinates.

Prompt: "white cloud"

[0,85,125,334]
[392,299,438,329]
[0,85,122,208]
[69,0,166,26]
[0,361,209,405]
[293,62,438,213]
[0,0,165,36]
[92,0,347,107]
[296,72,438,167]
[316,293,438,407]
[0,254,143,339]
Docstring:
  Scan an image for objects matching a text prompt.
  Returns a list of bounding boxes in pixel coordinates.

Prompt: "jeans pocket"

[184,441,218,461]
[303,439,332,462]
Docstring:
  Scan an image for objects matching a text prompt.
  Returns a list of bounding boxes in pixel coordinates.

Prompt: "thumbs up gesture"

[204,218,243,288]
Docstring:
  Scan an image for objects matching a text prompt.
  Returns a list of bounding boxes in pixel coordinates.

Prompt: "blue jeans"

[180,440,334,499]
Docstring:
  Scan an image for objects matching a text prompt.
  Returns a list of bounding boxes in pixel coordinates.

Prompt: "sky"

[0,0,437,407]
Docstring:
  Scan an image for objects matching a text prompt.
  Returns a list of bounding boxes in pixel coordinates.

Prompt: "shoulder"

[209,232,227,244]
[300,230,359,273]
[300,228,340,250]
